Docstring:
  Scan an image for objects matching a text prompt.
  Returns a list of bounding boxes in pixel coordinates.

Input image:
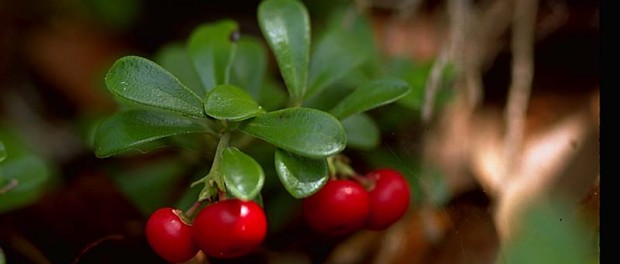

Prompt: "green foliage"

[329,78,411,120]
[498,200,597,264]
[258,0,311,105]
[204,84,265,121]
[306,26,368,99]
[0,141,6,164]
[231,37,269,100]
[93,0,413,205]
[239,108,346,158]
[0,127,52,214]
[340,113,380,150]
[274,149,328,198]
[105,56,204,117]
[155,43,205,96]
[222,147,265,200]
[94,110,210,158]
[188,20,240,94]
[110,156,190,216]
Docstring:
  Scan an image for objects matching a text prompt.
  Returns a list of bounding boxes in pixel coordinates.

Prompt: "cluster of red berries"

[145,168,409,262]
[302,168,410,235]
[145,199,267,263]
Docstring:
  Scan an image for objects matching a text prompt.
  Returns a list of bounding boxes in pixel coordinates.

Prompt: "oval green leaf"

[94,110,208,158]
[258,0,311,103]
[329,78,411,120]
[105,56,204,117]
[274,149,328,198]
[231,36,268,100]
[204,84,264,121]
[222,147,265,200]
[341,113,380,150]
[239,107,346,158]
[0,155,50,214]
[188,20,239,92]
[306,29,367,99]
[155,42,205,97]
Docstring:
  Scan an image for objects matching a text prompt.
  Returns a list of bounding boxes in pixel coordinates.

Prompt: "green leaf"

[188,20,239,92]
[329,78,411,119]
[341,113,380,150]
[110,156,188,216]
[0,141,6,163]
[0,155,50,214]
[155,42,205,97]
[231,36,268,100]
[221,147,265,200]
[258,0,311,103]
[259,79,287,111]
[306,28,367,99]
[94,110,208,158]
[274,149,328,198]
[105,56,204,117]
[499,201,595,264]
[239,107,346,158]
[204,84,264,121]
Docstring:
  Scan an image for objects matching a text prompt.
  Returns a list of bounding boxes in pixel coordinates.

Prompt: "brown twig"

[503,0,538,175]
[421,0,474,123]
[421,40,450,123]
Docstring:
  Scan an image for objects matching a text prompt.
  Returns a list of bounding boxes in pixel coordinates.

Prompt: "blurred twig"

[8,234,52,264]
[503,0,538,175]
[71,234,125,264]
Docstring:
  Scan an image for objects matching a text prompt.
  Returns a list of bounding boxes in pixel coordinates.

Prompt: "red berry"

[302,179,370,236]
[192,199,267,259]
[364,169,410,230]
[145,207,199,263]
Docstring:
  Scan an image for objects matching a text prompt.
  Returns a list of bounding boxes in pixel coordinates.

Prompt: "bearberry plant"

[92,0,413,261]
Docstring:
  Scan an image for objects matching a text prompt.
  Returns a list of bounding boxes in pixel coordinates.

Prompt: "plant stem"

[191,129,231,201]
[184,202,202,219]
[209,131,231,192]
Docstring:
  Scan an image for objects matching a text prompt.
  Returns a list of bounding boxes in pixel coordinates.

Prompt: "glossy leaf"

[0,155,50,214]
[306,28,367,99]
[274,149,328,198]
[329,78,411,120]
[239,107,346,158]
[222,147,265,200]
[105,56,204,117]
[94,110,208,158]
[0,141,6,163]
[188,20,239,92]
[155,42,205,97]
[204,84,264,121]
[258,0,310,103]
[341,113,380,150]
[231,36,268,100]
